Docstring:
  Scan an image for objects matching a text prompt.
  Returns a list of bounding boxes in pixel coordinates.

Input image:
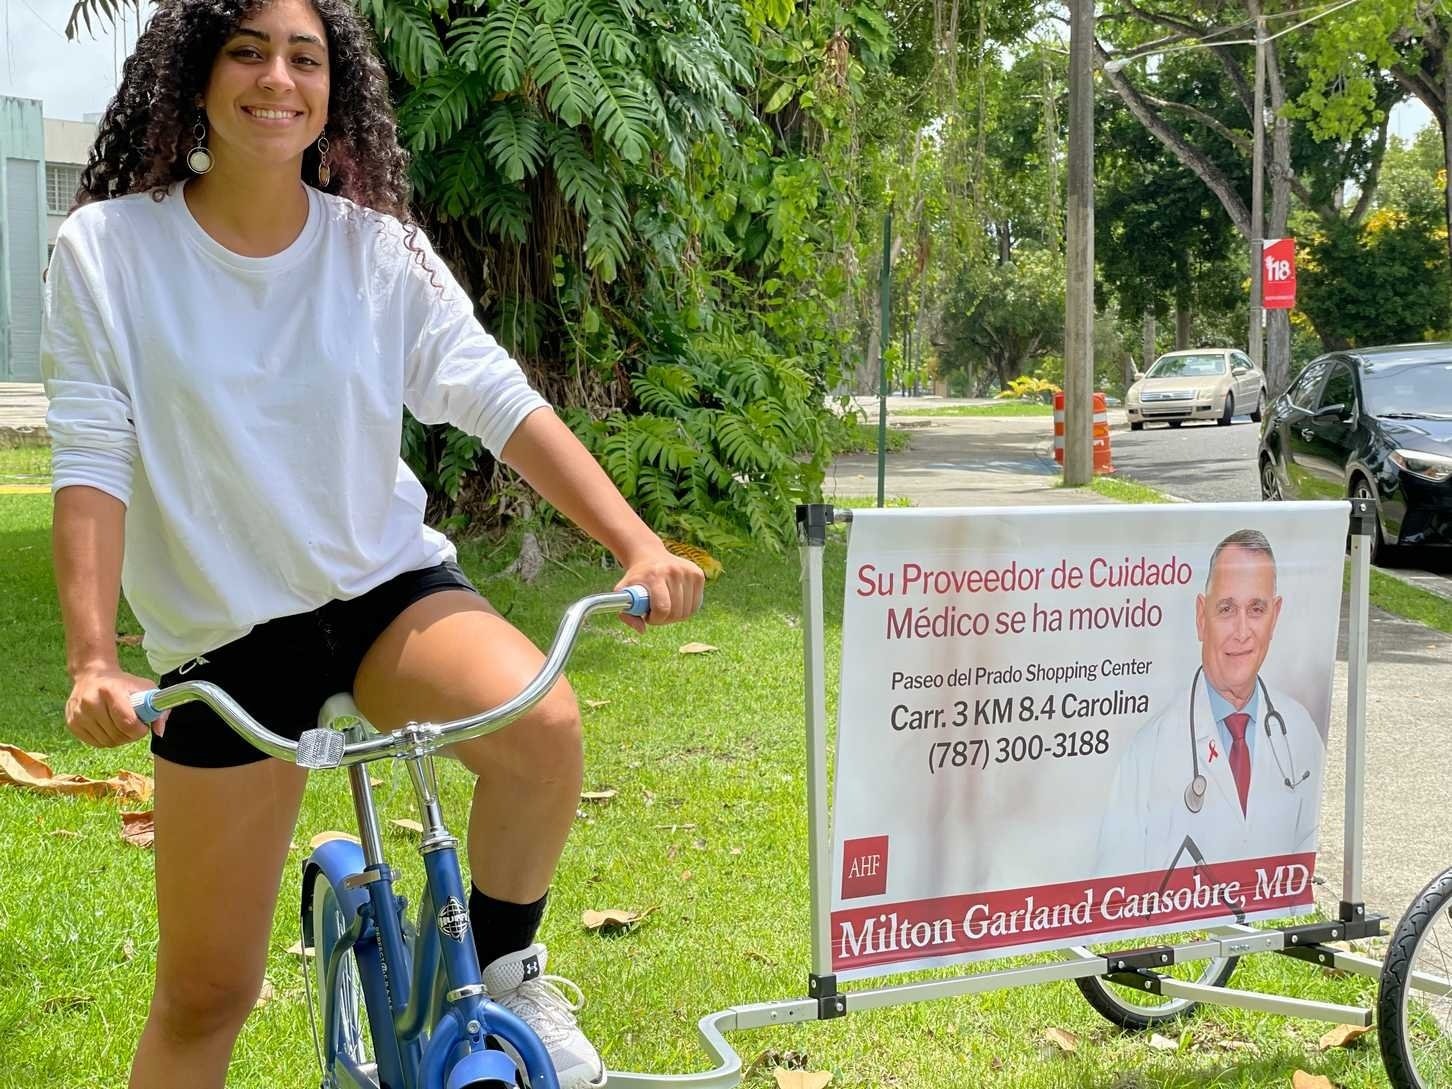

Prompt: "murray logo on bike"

[437,896,469,942]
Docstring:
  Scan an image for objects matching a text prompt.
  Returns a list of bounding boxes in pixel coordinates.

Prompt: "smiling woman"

[44,2,703,1087]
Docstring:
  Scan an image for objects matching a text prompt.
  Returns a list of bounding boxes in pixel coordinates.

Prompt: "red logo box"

[841,835,889,899]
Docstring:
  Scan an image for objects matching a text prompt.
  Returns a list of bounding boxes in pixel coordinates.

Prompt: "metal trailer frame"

[604,499,1387,1088]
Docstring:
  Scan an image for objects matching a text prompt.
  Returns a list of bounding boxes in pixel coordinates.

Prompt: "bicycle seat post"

[344,723,386,868]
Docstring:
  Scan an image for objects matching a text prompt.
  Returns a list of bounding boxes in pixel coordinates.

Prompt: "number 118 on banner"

[1263,237,1296,309]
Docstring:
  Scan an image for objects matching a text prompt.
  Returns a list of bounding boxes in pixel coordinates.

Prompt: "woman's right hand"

[65,668,167,747]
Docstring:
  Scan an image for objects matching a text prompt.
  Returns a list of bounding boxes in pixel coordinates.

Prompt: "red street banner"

[1263,237,1296,309]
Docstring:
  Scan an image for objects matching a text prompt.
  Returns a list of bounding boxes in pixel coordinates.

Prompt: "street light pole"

[1064,0,1095,486]
[1248,15,1266,370]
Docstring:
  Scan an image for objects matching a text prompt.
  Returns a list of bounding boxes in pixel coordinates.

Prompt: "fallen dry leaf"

[1291,1073,1335,1089]
[309,831,361,849]
[369,777,384,788]
[1148,1033,1179,1052]
[1,745,152,802]
[1318,1025,1371,1050]
[121,938,136,962]
[581,906,656,933]
[286,941,316,959]
[48,828,81,840]
[580,789,618,802]
[116,633,143,647]
[1043,1027,1078,1053]
[773,1071,831,1089]
[653,822,696,831]
[584,699,611,710]
[254,978,275,1008]
[41,993,94,1013]
[677,642,718,655]
[389,818,424,834]
[120,811,155,848]
[663,540,724,580]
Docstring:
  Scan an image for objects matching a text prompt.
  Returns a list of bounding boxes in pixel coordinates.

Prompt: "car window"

[1232,352,1253,371]
[1145,354,1227,378]
[1361,360,1452,416]
[1289,361,1329,409]
[1318,363,1355,412]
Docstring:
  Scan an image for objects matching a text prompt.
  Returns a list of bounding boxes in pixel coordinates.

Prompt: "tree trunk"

[1264,30,1294,396]
[1142,309,1157,369]
[1175,299,1192,349]
[1443,38,1452,267]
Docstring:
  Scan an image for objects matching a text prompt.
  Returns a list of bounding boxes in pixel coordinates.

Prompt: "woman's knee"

[148,963,265,1044]
[454,681,582,781]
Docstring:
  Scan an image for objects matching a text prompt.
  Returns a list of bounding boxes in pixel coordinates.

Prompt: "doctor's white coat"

[1094,677,1325,880]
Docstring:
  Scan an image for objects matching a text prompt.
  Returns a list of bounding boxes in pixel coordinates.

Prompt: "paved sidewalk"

[0,382,47,443]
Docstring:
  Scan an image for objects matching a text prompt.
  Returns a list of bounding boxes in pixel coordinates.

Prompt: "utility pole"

[877,208,891,508]
[1063,0,1094,486]
[1248,16,1266,370]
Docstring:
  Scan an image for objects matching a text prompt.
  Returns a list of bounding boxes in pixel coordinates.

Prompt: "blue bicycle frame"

[303,771,556,1089]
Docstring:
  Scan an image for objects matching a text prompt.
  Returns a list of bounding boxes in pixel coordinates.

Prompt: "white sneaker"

[482,943,606,1089]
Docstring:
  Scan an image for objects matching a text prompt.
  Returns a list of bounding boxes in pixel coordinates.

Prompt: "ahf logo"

[437,896,469,942]
[841,835,889,899]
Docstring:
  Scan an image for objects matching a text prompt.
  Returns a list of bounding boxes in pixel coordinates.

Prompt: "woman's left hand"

[615,543,705,632]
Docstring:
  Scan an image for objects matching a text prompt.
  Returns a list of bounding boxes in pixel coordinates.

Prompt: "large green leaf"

[477,2,538,92]
[481,101,547,182]
[377,1,446,84]
[399,67,488,152]
[528,21,598,126]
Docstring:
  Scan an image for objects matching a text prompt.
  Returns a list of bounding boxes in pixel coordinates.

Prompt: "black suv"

[1258,343,1452,563]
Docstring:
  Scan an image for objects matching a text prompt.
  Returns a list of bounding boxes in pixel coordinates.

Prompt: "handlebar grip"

[622,584,650,618]
[131,689,163,725]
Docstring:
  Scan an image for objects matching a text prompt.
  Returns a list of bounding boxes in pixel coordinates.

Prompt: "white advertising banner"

[829,503,1347,980]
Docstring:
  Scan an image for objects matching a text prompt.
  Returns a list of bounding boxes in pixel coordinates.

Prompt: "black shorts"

[149,561,479,769]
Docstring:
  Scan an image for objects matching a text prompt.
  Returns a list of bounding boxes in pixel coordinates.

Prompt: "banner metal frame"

[604,498,1389,1089]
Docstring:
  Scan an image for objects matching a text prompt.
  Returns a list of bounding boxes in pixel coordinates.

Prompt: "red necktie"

[1225,712,1252,816]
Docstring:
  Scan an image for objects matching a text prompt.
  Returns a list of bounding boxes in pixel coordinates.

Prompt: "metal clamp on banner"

[1348,498,1377,537]
[795,504,839,546]
[1103,946,1177,973]
[808,973,846,1019]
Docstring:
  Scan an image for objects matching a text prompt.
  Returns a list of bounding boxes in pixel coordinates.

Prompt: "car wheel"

[1130,421,1144,432]
[1351,477,1394,566]
[1260,456,1283,501]
[1250,389,1265,423]
[1217,393,1235,426]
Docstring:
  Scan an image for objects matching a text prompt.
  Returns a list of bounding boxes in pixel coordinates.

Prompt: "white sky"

[0,0,1439,135]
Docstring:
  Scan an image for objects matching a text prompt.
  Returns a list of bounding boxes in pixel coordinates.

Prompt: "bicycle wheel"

[1379,866,1452,1089]
[1074,937,1239,1029]
[303,868,375,1079]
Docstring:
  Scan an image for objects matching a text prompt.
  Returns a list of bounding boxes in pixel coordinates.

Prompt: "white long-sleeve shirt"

[43,182,549,673]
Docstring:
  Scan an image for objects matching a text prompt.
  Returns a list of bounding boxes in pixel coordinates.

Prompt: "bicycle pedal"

[297,728,345,769]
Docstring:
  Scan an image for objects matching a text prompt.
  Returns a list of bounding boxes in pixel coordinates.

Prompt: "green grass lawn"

[895,402,1055,417]
[0,494,1393,1088]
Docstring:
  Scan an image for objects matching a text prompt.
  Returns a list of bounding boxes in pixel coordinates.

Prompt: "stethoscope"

[1183,666,1310,814]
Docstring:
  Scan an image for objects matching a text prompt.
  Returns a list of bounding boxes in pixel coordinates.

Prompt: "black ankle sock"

[470,886,548,970]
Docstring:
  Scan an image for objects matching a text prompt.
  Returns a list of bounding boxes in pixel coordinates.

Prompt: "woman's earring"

[316,134,331,187]
[186,116,213,175]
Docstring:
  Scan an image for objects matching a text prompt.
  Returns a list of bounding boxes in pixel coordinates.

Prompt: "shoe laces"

[504,975,587,1046]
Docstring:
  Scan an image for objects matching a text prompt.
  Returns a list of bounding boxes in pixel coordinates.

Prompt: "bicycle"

[1378,864,1452,1089]
[131,584,652,1089]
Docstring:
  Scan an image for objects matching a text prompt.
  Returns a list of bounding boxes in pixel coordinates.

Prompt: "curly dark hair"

[75,0,410,219]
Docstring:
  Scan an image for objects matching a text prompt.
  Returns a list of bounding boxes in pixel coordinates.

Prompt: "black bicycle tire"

[1075,954,1239,1030]
[1378,865,1452,1089]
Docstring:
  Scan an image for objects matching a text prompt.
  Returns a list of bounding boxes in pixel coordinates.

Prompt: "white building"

[0,98,96,381]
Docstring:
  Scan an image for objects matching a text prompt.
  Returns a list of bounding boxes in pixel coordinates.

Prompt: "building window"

[46,163,83,214]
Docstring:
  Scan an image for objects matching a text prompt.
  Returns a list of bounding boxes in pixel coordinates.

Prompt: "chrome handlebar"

[130,586,650,770]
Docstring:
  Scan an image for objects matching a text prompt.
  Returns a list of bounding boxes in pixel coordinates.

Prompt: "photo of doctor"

[1094,528,1325,879]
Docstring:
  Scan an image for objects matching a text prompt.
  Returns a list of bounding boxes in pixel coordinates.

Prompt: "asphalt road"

[1109,415,1261,503]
